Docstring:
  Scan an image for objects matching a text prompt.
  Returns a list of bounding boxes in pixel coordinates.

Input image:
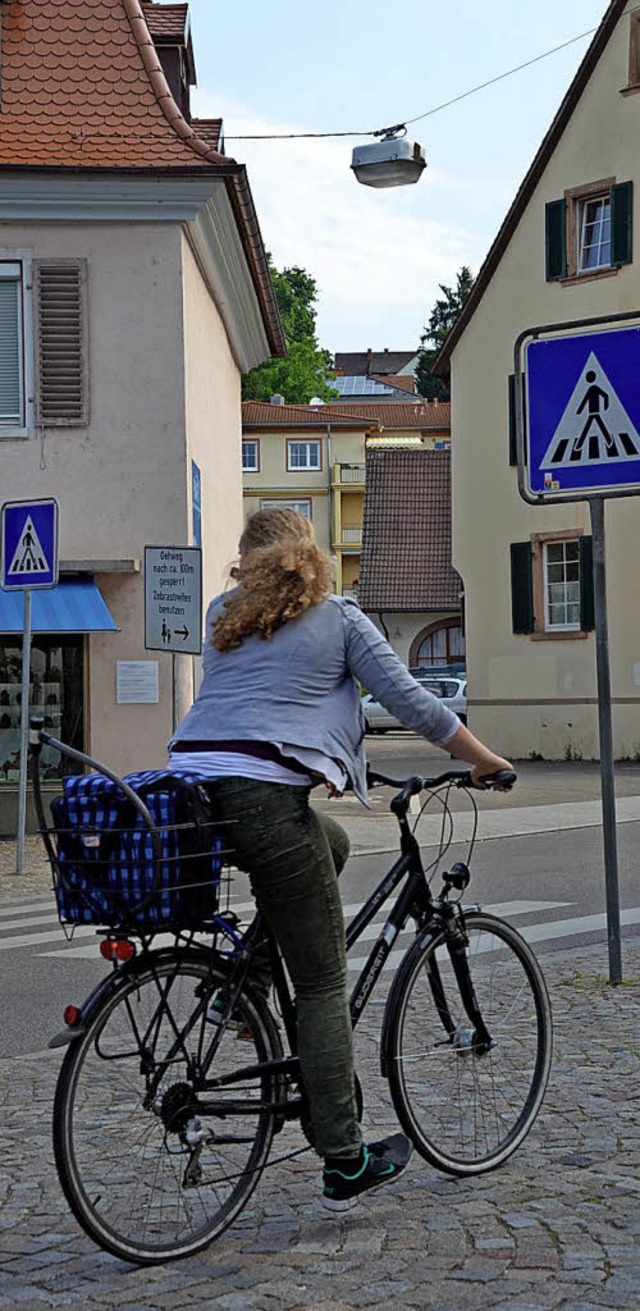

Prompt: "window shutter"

[510,541,534,634]
[579,535,595,631]
[545,199,567,281]
[611,180,633,266]
[0,266,23,424]
[34,260,88,426]
[508,374,517,466]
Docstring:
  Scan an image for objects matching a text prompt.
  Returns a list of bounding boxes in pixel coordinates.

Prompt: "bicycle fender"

[47,945,223,1049]
[379,926,440,1079]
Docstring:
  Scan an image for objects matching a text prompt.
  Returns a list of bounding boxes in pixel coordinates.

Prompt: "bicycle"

[30,719,552,1267]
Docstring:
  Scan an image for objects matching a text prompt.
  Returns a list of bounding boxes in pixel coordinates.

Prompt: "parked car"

[363,677,467,733]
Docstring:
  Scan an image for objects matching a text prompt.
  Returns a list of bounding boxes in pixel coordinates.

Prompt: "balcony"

[342,585,360,601]
[333,463,365,486]
[340,526,362,545]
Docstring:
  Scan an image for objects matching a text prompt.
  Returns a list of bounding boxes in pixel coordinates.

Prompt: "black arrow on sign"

[175,626,189,640]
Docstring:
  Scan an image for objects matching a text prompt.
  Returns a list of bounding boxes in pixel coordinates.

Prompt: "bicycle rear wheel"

[53,952,281,1264]
[386,911,552,1176]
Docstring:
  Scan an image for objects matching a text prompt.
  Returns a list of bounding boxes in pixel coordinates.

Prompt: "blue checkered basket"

[49,769,224,930]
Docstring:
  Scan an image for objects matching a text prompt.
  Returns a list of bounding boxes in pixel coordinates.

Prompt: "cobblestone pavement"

[0,930,638,1310]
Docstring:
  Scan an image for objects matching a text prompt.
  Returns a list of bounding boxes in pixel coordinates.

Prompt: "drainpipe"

[326,422,333,577]
[377,611,390,641]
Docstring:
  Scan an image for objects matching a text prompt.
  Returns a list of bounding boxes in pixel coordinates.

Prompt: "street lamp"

[351,127,426,188]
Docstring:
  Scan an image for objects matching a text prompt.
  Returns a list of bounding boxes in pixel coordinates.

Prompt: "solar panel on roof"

[332,375,394,396]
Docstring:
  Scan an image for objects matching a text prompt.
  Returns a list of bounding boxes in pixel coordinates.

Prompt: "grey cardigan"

[170,594,460,805]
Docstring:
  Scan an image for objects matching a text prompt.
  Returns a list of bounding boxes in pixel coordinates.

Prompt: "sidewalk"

[0,934,638,1309]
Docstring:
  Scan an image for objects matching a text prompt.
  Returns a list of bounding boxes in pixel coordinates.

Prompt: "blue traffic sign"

[1,498,59,590]
[526,326,640,497]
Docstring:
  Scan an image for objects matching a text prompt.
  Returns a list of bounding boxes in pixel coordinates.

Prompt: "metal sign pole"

[15,589,32,875]
[589,496,622,985]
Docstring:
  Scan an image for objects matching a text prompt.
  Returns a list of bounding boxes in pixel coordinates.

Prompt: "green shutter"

[510,542,534,634]
[545,199,567,281]
[508,374,527,468]
[579,535,595,632]
[508,374,517,466]
[611,181,633,266]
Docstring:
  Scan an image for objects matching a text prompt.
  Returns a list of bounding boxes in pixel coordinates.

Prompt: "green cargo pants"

[207,776,361,1160]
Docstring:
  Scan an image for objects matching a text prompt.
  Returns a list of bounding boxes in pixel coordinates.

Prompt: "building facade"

[0,0,282,826]
[242,399,452,627]
[436,0,640,758]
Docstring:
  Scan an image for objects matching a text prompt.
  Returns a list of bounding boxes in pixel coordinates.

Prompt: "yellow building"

[241,399,451,602]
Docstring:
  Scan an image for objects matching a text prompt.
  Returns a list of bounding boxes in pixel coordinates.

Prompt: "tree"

[414,265,475,402]
[243,258,337,404]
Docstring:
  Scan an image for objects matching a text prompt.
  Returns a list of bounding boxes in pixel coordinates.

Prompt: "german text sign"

[526,326,640,498]
[144,546,202,655]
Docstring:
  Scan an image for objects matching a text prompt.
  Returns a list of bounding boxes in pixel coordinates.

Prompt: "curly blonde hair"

[212,508,333,651]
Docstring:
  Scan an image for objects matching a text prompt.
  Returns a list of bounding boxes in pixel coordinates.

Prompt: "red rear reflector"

[64,1005,81,1027]
[100,939,136,963]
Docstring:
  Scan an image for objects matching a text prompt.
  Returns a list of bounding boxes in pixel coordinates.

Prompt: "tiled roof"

[373,374,415,393]
[192,118,223,151]
[0,1,285,357]
[334,350,417,376]
[0,0,224,168]
[141,1,188,39]
[324,402,451,430]
[359,450,461,612]
[242,401,373,429]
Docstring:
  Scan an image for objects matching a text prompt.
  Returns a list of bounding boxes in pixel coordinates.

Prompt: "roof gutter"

[123,0,285,358]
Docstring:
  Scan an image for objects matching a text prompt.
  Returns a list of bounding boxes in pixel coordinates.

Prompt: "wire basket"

[46,769,231,932]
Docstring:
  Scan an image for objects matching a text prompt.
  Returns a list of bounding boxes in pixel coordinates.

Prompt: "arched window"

[409,618,465,668]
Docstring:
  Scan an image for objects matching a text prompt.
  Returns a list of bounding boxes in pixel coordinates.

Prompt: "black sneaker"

[322,1133,413,1212]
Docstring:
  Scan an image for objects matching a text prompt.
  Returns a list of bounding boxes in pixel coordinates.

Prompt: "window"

[510,533,594,638]
[628,9,640,87]
[260,498,311,519]
[410,619,466,668]
[545,181,633,281]
[0,254,89,438]
[544,540,580,630]
[578,195,611,272]
[287,440,321,471]
[242,439,259,472]
[0,263,24,428]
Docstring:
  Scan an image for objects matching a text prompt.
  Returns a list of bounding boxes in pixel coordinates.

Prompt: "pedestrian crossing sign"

[526,326,640,497]
[1,499,59,590]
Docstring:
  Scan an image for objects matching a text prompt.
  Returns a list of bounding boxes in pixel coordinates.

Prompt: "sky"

[187,0,610,355]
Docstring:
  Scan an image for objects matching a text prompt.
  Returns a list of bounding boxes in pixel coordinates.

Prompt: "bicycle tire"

[53,951,282,1264]
[385,911,552,1176]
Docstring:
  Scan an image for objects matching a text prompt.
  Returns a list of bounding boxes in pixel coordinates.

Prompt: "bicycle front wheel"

[53,952,281,1264]
[386,911,552,1176]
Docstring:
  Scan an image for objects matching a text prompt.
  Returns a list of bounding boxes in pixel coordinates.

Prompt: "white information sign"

[116,660,159,705]
[144,546,202,655]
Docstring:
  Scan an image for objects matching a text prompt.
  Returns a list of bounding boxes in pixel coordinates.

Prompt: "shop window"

[0,636,84,784]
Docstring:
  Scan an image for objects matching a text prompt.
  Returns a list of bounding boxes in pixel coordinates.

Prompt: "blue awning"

[0,580,119,634]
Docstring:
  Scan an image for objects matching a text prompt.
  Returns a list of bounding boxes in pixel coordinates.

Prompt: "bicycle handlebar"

[367,767,517,816]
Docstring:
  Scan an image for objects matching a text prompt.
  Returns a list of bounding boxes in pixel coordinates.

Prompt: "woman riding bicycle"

[169,507,513,1210]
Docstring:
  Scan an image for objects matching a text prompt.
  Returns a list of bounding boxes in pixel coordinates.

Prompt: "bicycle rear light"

[63,1005,82,1027]
[99,939,137,963]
